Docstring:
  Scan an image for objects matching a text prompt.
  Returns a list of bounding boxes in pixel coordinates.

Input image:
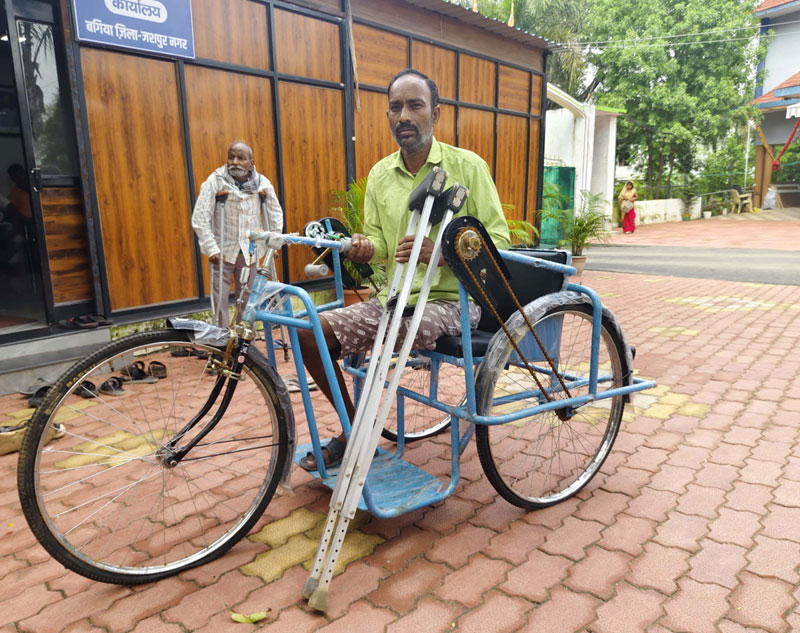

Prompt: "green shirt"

[364,138,511,305]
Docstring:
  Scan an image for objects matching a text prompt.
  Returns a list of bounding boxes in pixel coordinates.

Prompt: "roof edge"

[400,0,552,50]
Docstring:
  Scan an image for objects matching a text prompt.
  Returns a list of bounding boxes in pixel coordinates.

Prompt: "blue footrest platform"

[295,441,446,513]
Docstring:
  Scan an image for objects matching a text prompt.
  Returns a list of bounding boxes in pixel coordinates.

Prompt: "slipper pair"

[299,436,347,472]
[285,376,318,393]
[120,361,158,384]
[120,360,168,383]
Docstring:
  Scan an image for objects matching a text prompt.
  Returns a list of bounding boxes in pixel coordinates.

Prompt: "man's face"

[226,143,254,181]
[387,75,440,154]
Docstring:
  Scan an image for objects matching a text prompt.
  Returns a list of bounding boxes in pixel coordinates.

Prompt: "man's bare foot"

[299,435,347,472]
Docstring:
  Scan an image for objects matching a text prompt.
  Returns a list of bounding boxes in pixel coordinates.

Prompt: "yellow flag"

[508,0,515,27]
[472,0,478,11]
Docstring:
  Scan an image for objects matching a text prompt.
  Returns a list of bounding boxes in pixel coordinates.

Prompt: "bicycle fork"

[159,324,256,466]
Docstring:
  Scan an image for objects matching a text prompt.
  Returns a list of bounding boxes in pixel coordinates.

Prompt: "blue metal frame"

[244,233,656,516]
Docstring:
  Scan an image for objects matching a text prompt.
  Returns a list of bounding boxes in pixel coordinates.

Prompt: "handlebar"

[248,230,352,254]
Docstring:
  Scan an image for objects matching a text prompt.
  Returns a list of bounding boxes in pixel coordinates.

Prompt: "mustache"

[228,165,250,175]
[395,122,418,134]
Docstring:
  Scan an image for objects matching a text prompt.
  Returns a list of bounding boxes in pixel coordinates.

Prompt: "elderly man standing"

[192,140,283,328]
[297,69,510,471]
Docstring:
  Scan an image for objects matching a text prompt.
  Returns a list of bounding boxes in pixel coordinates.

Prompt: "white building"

[543,83,623,218]
[751,0,800,206]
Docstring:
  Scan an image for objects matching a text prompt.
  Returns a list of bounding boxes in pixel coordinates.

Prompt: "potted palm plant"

[538,190,610,274]
[328,178,385,304]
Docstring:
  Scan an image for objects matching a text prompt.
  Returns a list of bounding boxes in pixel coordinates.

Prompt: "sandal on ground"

[0,421,65,456]
[76,380,97,398]
[87,314,113,326]
[99,376,125,396]
[28,385,51,408]
[19,377,53,396]
[285,376,318,393]
[119,361,158,384]
[190,349,210,359]
[299,436,347,472]
[170,347,190,357]
[57,315,98,330]
[148,361,168,379]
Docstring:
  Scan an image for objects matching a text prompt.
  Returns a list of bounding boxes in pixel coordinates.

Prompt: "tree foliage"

[584,0,764,196]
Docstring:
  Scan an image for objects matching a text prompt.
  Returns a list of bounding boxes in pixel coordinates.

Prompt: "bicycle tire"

[475,301,625,509]
[17,329,290,585]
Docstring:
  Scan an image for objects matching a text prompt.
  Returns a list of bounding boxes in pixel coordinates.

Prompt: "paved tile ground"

[2,212,800,632]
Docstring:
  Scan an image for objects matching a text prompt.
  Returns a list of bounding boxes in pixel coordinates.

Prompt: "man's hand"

[209,253,220,265]
[395,235,444,266]
[347,233,374,264]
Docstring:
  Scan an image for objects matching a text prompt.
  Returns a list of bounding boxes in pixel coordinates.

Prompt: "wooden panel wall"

[459,54,495,106]
[354,90,396,179]
[498,65,529,113]
[458,107,494,168]
[495,115,527,220]
[436,104,456,146]
[531,74,543,114]
[41,187,93,304]
[527,119,541,218]
[411,41,456,100]
[184,65,280,288]
[191,0,270,69]
[279,81,345,280]
[81,48,195,310]
[274,9,340,82]
[352,23,407,87]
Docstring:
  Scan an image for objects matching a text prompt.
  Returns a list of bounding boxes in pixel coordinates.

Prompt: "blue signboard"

[72,0,195,59]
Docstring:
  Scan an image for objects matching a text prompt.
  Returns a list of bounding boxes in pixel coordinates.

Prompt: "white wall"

[761,10,800,94]
[591,113,617,217]
[760,109,799,146]
[543,106,594,204]
[544,108,577,167]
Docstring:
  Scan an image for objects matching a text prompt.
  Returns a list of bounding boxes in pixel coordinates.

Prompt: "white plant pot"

[702,211,711,219]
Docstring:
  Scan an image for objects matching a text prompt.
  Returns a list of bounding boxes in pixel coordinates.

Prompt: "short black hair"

[387,69,439,111]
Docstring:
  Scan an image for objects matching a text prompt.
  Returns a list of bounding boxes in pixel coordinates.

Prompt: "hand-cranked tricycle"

[17,167,655,611]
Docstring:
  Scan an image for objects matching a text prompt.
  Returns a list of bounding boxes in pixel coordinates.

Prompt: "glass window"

[17,20,78,176]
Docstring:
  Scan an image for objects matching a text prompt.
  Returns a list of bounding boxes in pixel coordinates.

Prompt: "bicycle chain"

[453,227,571,404]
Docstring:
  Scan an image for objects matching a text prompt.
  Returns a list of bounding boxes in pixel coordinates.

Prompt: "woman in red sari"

[618,181,638,234]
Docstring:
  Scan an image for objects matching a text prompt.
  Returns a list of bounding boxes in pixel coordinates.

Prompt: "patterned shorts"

[323,298,481,358]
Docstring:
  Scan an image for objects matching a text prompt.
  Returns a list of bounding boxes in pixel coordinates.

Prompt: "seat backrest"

[442,216,569,333]
[730,189,741,202]
[475,248,569,332]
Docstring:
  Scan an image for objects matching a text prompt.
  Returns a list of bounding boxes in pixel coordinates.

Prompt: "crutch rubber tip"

[301,577,318,600]
[308,587,329,612]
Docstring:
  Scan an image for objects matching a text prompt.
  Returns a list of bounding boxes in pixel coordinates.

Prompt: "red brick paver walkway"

[2,213,799,632]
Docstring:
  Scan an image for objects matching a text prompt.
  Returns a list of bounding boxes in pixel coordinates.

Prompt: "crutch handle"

[408,166,448,211]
